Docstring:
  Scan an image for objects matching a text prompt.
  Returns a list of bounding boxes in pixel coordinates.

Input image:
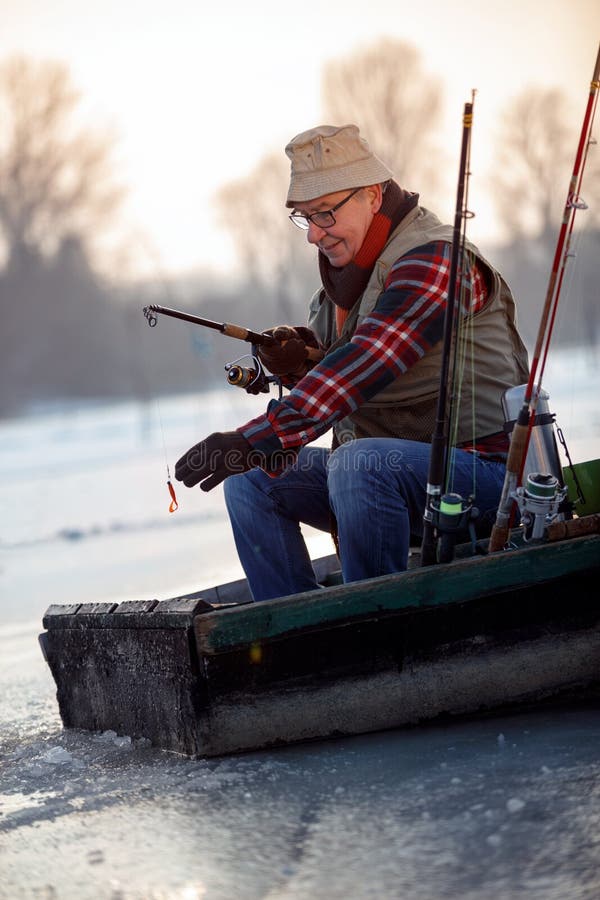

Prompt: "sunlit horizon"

[2,0,598,279]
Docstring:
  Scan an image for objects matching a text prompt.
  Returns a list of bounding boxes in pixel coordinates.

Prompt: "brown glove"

[258,325,321,377]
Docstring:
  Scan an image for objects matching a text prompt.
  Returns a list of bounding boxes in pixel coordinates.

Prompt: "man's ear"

[365,183,383,214]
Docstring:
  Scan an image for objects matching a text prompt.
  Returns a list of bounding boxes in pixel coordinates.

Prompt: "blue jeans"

[223,438,507,602]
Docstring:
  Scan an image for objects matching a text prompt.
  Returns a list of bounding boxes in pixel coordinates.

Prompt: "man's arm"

[239,241,487,455]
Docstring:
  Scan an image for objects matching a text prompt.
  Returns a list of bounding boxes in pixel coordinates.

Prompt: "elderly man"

[175,124,529,601]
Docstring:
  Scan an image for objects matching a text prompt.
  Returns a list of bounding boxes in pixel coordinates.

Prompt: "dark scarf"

[318,181,419,314]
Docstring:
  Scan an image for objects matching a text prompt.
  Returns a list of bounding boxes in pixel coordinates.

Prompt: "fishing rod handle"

[201,322,325,362]
[488,410,530,552]
[223,324,324,361]
[222,323,276,346]
[305,346,325,362]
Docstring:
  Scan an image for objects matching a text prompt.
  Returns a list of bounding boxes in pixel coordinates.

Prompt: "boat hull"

[41,533,600,757]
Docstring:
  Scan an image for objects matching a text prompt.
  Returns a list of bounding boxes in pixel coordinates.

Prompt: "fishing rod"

[143,301,327,511]
[143,303,324,393]
[144,303,278,347]
[420,95,477,567]
[488,41,600,552]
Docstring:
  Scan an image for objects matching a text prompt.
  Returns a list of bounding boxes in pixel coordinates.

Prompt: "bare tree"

[321,39,444,201]
[215,151,315,322]
[491,86,600,349]
[0,56,124,266]
[491,87,593,243]
[215,39,445,321]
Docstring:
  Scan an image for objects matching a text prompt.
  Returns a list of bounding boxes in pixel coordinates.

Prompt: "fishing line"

[538,198,590,389]
[156,396,179,512]
[134,231,184,514]
[445,90,478,499]
[489,42,600,551]
[518,72,598,487]
[458,93,479,501]
[541,209,592,442]
[445,248,477,497]
[420,92,477,566]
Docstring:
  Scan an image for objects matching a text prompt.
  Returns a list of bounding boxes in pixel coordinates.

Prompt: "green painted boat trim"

[196,534,600,654]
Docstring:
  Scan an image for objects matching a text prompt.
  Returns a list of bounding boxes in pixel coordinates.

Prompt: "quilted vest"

[307,206,530,445]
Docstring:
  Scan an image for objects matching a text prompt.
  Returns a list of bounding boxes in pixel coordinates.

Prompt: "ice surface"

[1,636,599,900]
[1,377,600,898]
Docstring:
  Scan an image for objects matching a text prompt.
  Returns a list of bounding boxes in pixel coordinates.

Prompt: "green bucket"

[562,458,600,516]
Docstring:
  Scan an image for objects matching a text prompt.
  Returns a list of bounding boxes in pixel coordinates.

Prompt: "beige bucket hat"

[285,124,393,207]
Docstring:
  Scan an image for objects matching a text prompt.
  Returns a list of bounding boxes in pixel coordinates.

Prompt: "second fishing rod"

[420,95,478,567]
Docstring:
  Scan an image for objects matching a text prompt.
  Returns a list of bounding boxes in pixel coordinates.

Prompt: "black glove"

[174,431,298,492]
[175,431,254,492]
[258,325,320,377]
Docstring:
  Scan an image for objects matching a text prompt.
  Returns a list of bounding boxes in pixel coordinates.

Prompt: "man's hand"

[258,325,321,377]
[175,431,254,492]
[175,431,299,491]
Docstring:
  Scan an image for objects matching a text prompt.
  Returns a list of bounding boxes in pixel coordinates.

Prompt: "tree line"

[0,45,598,419]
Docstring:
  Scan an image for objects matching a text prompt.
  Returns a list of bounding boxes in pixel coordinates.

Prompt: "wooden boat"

[40,514,600,758]
[41,56,600,758]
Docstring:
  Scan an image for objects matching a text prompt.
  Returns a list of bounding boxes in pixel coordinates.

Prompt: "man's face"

[293,184,382,268]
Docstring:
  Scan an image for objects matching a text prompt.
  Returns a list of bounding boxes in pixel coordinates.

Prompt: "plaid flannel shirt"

[239,240,505,458]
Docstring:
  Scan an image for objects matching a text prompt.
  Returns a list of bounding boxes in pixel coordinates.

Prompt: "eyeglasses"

[289,187,363,230]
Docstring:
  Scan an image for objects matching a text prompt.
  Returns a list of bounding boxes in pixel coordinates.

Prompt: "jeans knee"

[223,471,254,515]
[326,439,385,497]
[326,441,357,492]
[223,473,239,505]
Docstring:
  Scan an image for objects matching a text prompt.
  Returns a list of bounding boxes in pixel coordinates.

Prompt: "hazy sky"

[2,0,598,278]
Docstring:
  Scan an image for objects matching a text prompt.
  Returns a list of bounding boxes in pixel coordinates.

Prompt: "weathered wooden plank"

[114,599,159,614]
[43,615,208,755]
[195,535,600,655]
[77,602,119,614]
[197,564,598,694]
[44,603,82,617]
[198,628,600,756]
[43,596,213,631]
